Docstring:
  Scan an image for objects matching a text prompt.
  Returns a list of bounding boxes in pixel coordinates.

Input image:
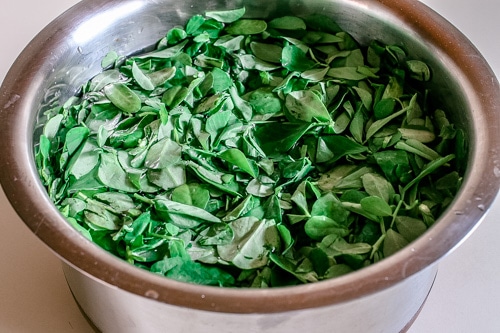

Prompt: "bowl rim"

[1,0,500,314]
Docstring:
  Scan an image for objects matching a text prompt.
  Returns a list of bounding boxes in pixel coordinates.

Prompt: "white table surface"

[0,1,499,332]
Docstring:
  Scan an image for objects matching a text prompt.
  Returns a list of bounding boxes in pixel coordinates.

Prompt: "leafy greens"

[35,7,465,287]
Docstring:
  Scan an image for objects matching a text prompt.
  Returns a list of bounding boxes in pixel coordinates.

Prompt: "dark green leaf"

[281,45,316,72]
[250,42,283,63]
[395,216,427,242]
[253,122,311,157]
[247,88,282,115]
[383,229,409,257]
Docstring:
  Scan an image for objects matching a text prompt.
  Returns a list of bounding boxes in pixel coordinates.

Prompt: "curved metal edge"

[0,0,499,314]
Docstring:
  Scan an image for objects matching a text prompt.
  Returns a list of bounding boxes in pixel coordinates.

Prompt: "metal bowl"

[1,0,499,332]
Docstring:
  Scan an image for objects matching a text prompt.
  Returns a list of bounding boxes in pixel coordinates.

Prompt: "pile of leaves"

[35,8,465,287]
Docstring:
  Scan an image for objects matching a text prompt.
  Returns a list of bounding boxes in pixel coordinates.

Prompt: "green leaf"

[269,253,318,284]
[285,90,331,123]
[373,150,413,185]
[135,40,188,59]
[350,108,365,143]
[382,76,404,100]
[214,35,245,51]
[229,86,253,121]
[406,60,431,81]
[103,83,142,114]
[171,183,210,209]
[120,212,152,243]
[205,7,246,23]
[317,164,358,192]
[324,264,353,279]
[84,202,121,231]
[185,15,206,35]
[310,192,350,224]
[281,45,315,72]
[402,154,455,195]
[320,235,371,257]
[64,126,89,156]
[90,70,121,92]
[147,164,186,191]
[247,88,282,115]
[253,122,311,157]
[236,54,281,71]
[383,229,409,257]
[327,67,368,81]
[226,19,267,35]
[217,217,280,269]
[210,67,233,93]
[304,215,349,240]
[94,192,138,215]
[246,178,274,197]
[361,173,395,203]
[290,180,313,216]
[166,27,187,44]
[186,161,242,197]
[269,16,306,30]
[360,196,392,216]
[250,42,283,63]
[219,148,259,178]
[222,195,259,222]
[132,61,155,91]
[97,151,138,192]
[155,197,221,227]
[303,31,343,44]
[205,110,234,147]
[374,98,396,120]
[101,51,119,69]
[144,137,182,169]
[395,216,427,242]
[277,224,293,252]
[316,135,368,163]
[366,106,408,140]
[147,67,176,87]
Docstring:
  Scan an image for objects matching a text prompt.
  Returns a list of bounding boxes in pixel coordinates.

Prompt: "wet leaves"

[35,7,464,288]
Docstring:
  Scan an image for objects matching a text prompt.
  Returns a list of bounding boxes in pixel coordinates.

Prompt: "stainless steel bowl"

[1,0,499,332]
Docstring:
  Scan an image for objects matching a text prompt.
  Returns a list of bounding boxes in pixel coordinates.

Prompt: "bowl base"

[63,262,437,333]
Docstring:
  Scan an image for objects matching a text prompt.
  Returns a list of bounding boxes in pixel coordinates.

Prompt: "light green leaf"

[360,196,392,216]
[219,148,259,178]
[103,83,142,114]
[285,90,331,123]
[217,217,280,269]
[361,173,395,203]
[226,19,267,35]
[132,61,155,91]
[144,137,182,169]
[205,7,246,23]
[97,150,138,192]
